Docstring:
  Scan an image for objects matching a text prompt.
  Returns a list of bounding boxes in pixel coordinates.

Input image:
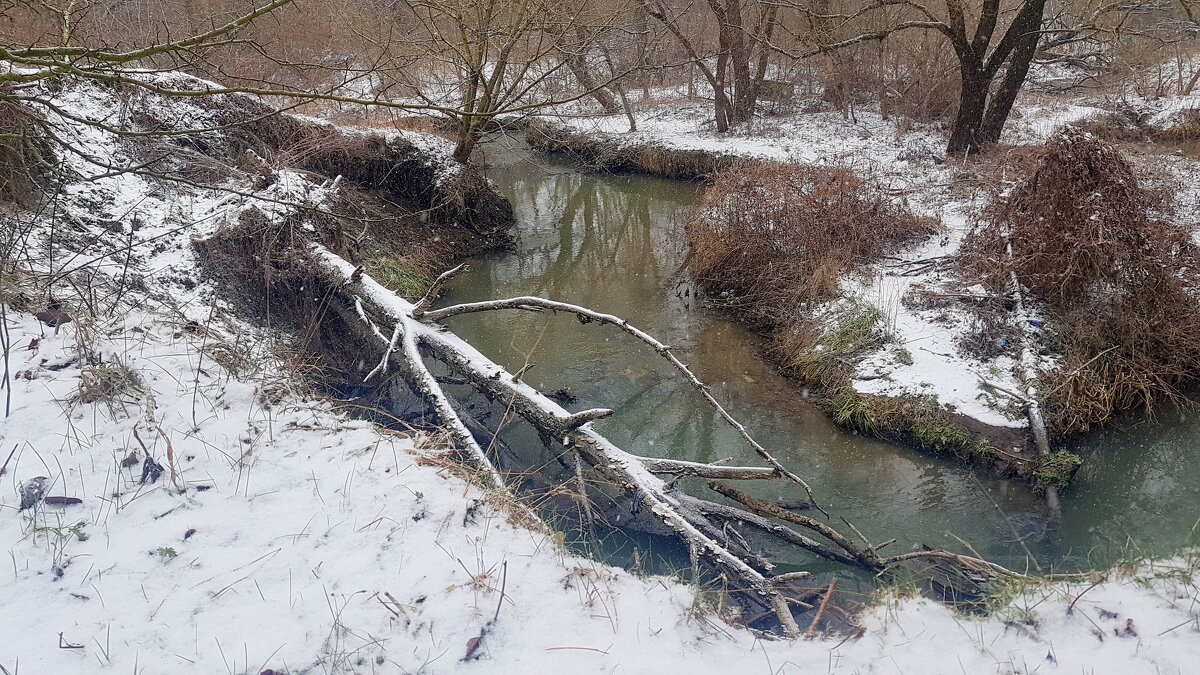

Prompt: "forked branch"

[422,296,820,506]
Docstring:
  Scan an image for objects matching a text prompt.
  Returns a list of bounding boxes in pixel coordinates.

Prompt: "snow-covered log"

[297,242,1020,635]
[309,244,816,634]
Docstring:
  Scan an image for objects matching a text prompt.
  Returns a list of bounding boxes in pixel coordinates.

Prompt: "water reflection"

[440,135,1200,573]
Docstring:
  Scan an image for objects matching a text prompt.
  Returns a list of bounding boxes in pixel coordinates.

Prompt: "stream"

[439,135,1200,578]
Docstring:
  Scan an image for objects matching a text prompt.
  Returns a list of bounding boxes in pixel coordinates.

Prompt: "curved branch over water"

[422,295,821,507]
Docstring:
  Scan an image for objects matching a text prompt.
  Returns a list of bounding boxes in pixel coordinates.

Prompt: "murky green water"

[441,135,1200,574]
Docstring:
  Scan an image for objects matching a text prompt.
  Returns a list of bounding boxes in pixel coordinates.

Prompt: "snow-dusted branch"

[421,296,820,506]
[634,456,781,480]
[351,291,504,488]
[305,246,1017,636]
[313,244,808,636]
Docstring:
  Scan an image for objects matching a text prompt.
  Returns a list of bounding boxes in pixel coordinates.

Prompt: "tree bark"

[563,29,620,114]
[452,118,479,163]
[978,5,1044,145]
[947,68,990,154]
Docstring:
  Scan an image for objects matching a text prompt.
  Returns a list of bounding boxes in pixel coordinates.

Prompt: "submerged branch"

[636,456,780,480]
[315,245,807,636]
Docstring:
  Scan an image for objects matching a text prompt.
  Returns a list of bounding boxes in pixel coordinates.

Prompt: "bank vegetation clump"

[525,120,739,180]
[685,162,938,328]
[960,128,1200,434]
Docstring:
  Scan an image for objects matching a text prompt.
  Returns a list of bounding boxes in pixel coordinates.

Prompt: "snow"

[4,65,1200,674]
[5,305,1200,673]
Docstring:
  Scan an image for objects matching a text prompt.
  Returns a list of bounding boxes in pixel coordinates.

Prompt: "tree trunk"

[565,57,620,113]
[564,30,621,114]
[726,0,756,124]
[714,37,731,132]
[978,5,1045,145]
[946,0,1047,154]
[452,119,478,163]
[947,67,990,155]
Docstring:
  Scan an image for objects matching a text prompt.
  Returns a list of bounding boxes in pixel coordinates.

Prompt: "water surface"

[440,136,1200,574]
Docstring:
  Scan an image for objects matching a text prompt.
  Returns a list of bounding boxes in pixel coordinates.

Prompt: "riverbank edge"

[523,118,1069,490]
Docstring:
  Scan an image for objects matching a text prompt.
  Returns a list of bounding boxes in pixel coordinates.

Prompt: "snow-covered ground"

[4,68,1200,674]
[6,303,1200,674]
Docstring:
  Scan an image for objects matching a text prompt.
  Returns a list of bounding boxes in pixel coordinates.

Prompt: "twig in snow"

[58,633,84,649]
[0,444,16,477]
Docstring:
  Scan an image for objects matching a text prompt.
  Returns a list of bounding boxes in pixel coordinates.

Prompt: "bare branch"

[421,295,820,505]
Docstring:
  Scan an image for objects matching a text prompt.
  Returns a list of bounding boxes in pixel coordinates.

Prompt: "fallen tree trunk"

[312,245,814,635]
[297,243,1020,636]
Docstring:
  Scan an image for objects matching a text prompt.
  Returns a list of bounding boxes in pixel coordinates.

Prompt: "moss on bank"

[777,304,886,387]
[361,252,431,299]
[823,389,1022,469]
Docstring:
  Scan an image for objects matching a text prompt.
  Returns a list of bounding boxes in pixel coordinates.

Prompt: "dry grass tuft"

[773,304,886,387]
[959,128,1200,433]
[73,358,144,406]
[685,162,938,328]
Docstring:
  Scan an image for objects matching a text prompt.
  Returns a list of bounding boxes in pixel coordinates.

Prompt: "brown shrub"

[684,162,938,327]
[1152,108,1200,142]
[524,120,738,180]
[0,101,54,204]
[1042,290,1200,433]
[880,33,960,124]
[1069,110,1149,143]
[964,128,1186,304]
[959,128,1200,433]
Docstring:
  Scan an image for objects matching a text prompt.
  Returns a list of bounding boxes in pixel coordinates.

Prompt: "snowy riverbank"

[5,299,1200,674]
[3,68,1200,674]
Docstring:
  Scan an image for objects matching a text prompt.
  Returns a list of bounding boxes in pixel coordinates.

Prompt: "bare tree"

[639,0,780,131]
[769,1,1046,153]
[380,0,640,162]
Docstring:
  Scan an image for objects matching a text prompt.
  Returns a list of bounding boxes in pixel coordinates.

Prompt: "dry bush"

[1153,108,1200,142]
[1069,109,1150,143]
[959,128,1200,433]
[524,120,737,179]
[0,102,54,205]
[685,162,938,327]
[1042,291,1200,433]
[389,116,457,136]
[965,128,1185,304]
